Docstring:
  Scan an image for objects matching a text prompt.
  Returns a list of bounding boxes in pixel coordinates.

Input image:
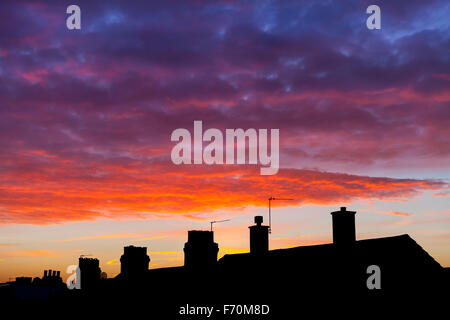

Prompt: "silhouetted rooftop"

[218,234,442,270]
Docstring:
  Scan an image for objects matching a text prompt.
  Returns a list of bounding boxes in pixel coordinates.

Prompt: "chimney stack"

[120,246,149,279]
[79,257,102,289]
[249,216,269,255]
[331,207,356,246]
[183,230,219,269]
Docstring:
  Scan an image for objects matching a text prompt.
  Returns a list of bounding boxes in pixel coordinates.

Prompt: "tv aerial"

[210,219,231,231]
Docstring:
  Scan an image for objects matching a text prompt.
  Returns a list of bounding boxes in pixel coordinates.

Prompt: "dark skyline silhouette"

[1,206,448,317]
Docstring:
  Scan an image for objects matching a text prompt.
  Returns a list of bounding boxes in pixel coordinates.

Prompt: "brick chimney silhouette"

[120,246,150,279]
[184,230,219,269]
[249,216,269,255]
[331,207,356,246]
[79,257,101,289]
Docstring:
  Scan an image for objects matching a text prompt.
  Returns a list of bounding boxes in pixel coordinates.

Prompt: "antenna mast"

[210,219,231,231]
[268,197,293,234]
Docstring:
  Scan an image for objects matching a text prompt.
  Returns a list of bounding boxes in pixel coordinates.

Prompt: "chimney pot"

[331,207,356,246]
[249,216,269,255]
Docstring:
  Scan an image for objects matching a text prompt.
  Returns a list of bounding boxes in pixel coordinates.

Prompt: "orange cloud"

[106,258,120,265]
[434,192,449,197]
[59,233,168,242]
[0,165,444,225]
[381,211,413,217]
[0,243,18,247]
[4,250,59,258]
[59,233,141,242]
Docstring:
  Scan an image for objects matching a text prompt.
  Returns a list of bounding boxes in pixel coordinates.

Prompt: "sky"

[0,0,449,282]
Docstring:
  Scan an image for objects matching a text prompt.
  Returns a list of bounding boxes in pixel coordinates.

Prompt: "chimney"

[52,270,57,277]
[331,207,356,246]
[48,269,53,277]
[56,271,61,278]
[183,230,219,269]
[79,257,102,289]
[120,246,150,279]
[249,216,269,255]
[43,270,48,278]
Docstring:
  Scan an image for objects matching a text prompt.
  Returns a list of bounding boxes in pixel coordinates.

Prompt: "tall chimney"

[183,230,219,269]
[249,216,269,255]
[331,207,356,246]
[44,270,48,278]
[120,246,150,279]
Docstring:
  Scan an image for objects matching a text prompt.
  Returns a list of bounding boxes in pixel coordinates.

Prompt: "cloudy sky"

[0,0,449,281]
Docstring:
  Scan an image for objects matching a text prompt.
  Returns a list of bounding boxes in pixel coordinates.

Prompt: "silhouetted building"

[5,206,447,314]
[5,269,67,302]
[103,207,446,316]
[331,207,356,246]
[15,277,32,285]
[249,216,269,255]
[79,257,101,290]
[41,269,63,287]
[184,230,219,268]
[120,246,150,278]
[217,206,445,296]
